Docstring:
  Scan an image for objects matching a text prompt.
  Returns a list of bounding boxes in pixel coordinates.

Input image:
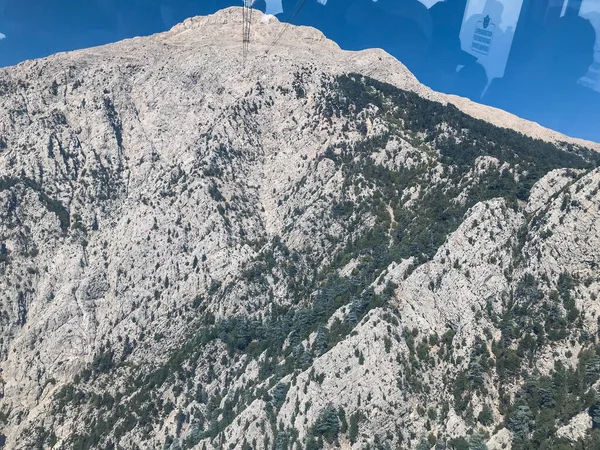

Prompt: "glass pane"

[579,0,600,92]
[460,0,524,84]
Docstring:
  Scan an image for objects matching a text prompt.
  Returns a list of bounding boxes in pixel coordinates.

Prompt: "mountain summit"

[1,7,600,450]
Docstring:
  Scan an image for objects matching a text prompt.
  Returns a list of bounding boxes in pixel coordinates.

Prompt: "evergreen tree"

[508,404,534,440]
[590,401,600,429]
[305,435,320,450]
[416,440,430,450]
[312,407,340,443]
[338,406,348,434]
[272,382,289,410]
[346,301,359,326]
[185,424,202,447]
[315,326,329,357]
[586,357,600,383]
[469,431,488,450]
[275,430,288,450]
[348,412,360,443]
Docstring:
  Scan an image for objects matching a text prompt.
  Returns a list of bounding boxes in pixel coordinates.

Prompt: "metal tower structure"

[242,0,253,61]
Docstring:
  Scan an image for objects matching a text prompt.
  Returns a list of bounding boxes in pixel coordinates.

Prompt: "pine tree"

[346,299,359,325]
[272,382,289,410]
[338,406,348,434]
[590,401,600,429]
[508,404,533,440]
[275,430,288,450]
[416,439,430,450]
[315,325,328,357]
[348,412,360,443]
[312,406,340,443]
[469,431,488,450]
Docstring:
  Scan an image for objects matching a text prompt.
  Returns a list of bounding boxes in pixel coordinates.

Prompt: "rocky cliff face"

[1,7,600,450]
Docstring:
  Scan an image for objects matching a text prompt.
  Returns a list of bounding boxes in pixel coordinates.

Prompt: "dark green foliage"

[416,440,431,450]
[51,263,395,448]
[468,432,488,450]
[305,435,321,450]
[175,410,186,436]
[504,347,600,449]
[319,74,597,294]
[208,182,224,202]
[330,74,596,174]
[590,401,600,429]
[508,404,534,440]
[477,406,494,426]
[484,269,587,447]
[274,430,288,450]
[92,345,115,375]
[32,426,57,450]
[451,336,493,412]
[338,407,348,434]
[448,437,469,450]
[558,272,578,322]
[292,71,307,99]
[492,271,579,394]
[311,407,340,443]
[103,97,123,152]
[348,412,361,443]
[314,325,328,357]
[515,274,543,307]
[453,371,471,413]
[272,382,289,410]
[583,429,600,449]
[0,242,8,264]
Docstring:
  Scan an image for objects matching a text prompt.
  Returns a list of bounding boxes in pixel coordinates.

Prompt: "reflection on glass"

[460,0,523,90]
[579,0,600,92]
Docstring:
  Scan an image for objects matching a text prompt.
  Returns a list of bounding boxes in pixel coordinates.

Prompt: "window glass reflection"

[460,0,524,93]
[579,0,600,92]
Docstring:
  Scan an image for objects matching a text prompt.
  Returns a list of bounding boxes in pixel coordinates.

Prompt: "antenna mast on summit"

[242,0,253,62]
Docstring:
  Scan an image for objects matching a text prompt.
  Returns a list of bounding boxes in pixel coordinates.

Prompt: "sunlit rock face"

[1,7,600,450]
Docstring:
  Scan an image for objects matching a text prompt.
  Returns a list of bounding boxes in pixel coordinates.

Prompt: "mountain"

[1,7,600,450]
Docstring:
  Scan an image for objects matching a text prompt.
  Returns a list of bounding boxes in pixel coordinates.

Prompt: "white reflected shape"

[266,0,283,15]
[579,0,600,92]
[460,0,524,83]
[560,0,569,17]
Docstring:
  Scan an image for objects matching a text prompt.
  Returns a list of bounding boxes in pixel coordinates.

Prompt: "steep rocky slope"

[1,7,600,450]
